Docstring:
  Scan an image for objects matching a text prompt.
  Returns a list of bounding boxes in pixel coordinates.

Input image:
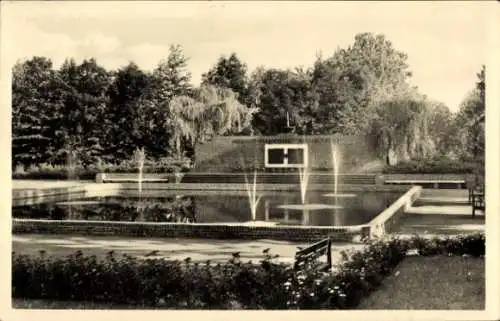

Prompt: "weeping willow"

[370,97,436,165]
[167,85,259,158]
[197,85,258,136]
[167,95,202,158]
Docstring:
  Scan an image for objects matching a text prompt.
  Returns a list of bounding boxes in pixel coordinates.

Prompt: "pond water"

[12,190,401,227]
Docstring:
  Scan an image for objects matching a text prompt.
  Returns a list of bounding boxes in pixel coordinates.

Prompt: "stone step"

[414,197,469,206]
[406,205,473,216]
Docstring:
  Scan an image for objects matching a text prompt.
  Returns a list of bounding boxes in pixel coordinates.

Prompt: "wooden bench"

[294,238,332,272]
[385,179,465,189]
[468,185,484,204]
[472,191,485,217]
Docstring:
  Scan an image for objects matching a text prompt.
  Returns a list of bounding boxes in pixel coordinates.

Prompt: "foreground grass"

[358,255,485,310]
[12,298,239,310]
[12,298,142,309]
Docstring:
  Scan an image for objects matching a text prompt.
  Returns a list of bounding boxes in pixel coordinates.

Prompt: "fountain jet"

[243,170,262,222]
[278,156,341,218]
[298,166,310,205]
[331,139,339,196]
[133,147,146,193]
[323,139,356,198]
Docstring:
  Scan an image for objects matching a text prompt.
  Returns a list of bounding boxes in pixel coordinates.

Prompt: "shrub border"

[11,233,485,309]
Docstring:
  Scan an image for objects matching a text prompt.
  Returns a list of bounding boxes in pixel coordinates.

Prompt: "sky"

[1,1,494,112]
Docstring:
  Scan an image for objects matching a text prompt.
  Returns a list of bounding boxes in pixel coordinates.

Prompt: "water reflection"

[12,191,399,227]
[13,196,197,223]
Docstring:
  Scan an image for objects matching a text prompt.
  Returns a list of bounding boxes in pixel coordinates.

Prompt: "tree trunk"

[385,133,394,166]
[401,135,410,162]
[176,135,181,159]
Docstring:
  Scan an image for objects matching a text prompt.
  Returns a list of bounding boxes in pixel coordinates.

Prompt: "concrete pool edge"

[12,183,122,207]
[12,181,411,202]
[367,186,422,238]
[12,218,368,242]
[12,181,414,242]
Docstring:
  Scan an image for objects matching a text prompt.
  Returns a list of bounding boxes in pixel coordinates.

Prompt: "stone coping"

[11,180,416,241]
[12,218,368,242]
[382,173,475,180]
[115,183,410,192]
[367,186,422,238]
[11,182,411,200]
[12,218,367,230]
[182,172,379,176]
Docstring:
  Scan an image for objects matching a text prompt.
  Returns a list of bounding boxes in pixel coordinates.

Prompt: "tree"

[195,85,257,138]
[167,85,258,158]
[425,100,455,157]
[57,58,112,166]
[476,65,485,104]
[201,53,249,103]
[454,66,485,167]
[12,57,63,167]
[311,33,413,135]
[245,66,266,109]
[106,62,152,161]
[54,58,82,165]
[369,96,435,165]
[311,53,363,135]
[166,95,201,159]
[144,44,193,158]
[151,44,192,102]
[250,68,318,135]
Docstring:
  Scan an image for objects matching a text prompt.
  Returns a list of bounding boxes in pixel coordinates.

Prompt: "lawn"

[358,255,485,310]
[12,298,141,309]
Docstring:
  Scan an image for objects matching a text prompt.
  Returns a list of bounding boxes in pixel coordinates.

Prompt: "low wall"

[97,172,474,189]
[96,173,183,183]
[383,174,474,181]
[116,183,410,194]
[194,135,379,173]
[97,172,380,185]
[11,180,411,203]
[117,185,410,198]
[12,184,121,207]
[181,172,379,185]
[382,173,475,189]
[12,219,365,242]
[368,186,422,238]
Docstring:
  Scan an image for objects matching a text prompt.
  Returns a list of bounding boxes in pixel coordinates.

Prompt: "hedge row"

[227,166,335,173]
[12,233,485,309]
[12,158,192,180]
[382,159,477,174]
[13,159,480,180]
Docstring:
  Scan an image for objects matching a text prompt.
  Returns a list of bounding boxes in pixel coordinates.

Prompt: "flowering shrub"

[12,233,484,309]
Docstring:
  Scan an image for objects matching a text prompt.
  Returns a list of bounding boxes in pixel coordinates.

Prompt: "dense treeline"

[12,33,485,173]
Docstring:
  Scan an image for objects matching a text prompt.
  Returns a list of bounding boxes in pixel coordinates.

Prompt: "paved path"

[12,180,93,190]
[12,234,365,265]
[395,189,484,235]
[395,214,484,235]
